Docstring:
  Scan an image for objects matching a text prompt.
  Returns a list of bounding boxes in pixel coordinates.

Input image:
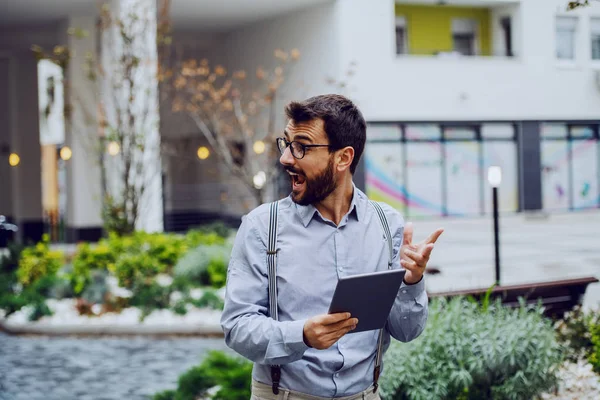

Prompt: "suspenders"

[266,200,394,394]
[267,201,281,394]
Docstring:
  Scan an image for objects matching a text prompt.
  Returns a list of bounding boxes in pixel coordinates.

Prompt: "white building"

[0,0,599,244]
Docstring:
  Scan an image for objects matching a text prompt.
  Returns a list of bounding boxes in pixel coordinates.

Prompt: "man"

[221,94,443,399]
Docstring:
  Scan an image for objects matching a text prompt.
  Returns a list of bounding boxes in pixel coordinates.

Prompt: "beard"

[287,156,337,206]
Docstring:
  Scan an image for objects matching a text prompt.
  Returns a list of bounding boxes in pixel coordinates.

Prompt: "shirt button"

[403,316,408,320]
[402,290,407,294]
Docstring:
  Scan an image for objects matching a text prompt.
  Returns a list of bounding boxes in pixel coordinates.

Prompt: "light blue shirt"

[220,187,428,397]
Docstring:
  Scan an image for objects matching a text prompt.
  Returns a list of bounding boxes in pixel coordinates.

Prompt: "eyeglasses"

[276,137,332,159]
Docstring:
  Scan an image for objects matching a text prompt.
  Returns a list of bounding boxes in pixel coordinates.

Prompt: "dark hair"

[285,94,366,174]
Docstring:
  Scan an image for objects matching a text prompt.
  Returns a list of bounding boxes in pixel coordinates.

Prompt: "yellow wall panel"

[395,4,491,55]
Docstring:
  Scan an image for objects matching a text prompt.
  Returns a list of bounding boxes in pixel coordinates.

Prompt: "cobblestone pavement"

[0,332,230,400]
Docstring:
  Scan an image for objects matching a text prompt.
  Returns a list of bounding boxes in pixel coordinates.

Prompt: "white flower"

[91,304,102,315]
[170,291,183,304]
[155,274,173,287]
[190,288,204,300]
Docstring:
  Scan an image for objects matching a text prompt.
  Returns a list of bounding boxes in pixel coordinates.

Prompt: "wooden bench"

[429,276,599,319]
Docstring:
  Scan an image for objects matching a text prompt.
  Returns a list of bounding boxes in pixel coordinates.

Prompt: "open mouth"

[287,170,306,191]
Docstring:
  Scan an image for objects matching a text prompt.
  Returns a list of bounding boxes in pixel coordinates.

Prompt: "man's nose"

[279,145,295,166]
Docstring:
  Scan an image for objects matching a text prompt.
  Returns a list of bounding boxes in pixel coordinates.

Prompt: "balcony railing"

[396,49,516,58]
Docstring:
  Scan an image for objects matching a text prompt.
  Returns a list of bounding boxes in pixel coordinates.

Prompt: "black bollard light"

[487,166,502,286]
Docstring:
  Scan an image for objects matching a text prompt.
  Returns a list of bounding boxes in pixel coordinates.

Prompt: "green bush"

[0,244,24,315]
[152,390,175,400]
[147,233,188,267]
[0,274,58,320]
[379,297,563,400]
[190,289,224,310]
[554,305,600,361]
[206,258,227,289]
[71,242,116,294]
[16,235,63,287]
[185,230,227,248]
[129,281,172,320]
[111,252,165,289]
[589,316,600,374]
[174,244,231,288]
[152,351,252,400]
[106,231,187,267]
[2,236,62,320]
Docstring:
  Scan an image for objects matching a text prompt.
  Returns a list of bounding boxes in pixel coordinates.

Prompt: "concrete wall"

[337,0,600,121]
[61,16,104,240]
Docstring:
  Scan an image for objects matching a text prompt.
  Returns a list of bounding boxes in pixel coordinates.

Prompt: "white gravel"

[0,298,223,335]
[540,359,600,400]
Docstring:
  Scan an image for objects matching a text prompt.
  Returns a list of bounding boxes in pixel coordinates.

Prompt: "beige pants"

[250,379,382,400]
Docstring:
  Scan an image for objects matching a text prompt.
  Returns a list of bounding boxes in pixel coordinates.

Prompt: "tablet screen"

[328,269,406,333]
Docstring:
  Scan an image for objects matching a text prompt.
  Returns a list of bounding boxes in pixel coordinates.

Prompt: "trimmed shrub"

[71,242,116,294]
[152,351,252,400]
[173,244,231,288]
[110,252,165,289]
[16,235,63,287]
[379,297,563,400]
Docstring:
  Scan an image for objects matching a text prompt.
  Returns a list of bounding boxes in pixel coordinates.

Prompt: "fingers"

[322,323,357,344]
[403,222,414,245]
[402,245,434,269]
[329,317,358,332]
[319,312,352,325]
[425,228,444,245]
[305,314,358,349]
[421,243,435,259]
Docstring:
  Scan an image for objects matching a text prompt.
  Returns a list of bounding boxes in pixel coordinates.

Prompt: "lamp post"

[488,166,502,286]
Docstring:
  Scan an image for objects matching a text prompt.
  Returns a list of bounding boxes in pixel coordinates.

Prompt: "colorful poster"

[365,143,406,213]
[367,125,402,141]
[405,143,443,217]
[572,139,599,209]
[445,142,481,215]
[541,140,570,211]
[404,124,441,140]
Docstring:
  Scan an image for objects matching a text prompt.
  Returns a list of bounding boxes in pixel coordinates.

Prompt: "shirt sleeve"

[381,204,429,342]
[220,212,310,365]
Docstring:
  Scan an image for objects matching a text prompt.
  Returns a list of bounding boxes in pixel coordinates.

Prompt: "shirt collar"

[295,184,365,227]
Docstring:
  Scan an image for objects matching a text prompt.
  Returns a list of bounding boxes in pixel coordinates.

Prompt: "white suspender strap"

[267,201,281,394]
[267,201,279,321]
[369,200,394,393]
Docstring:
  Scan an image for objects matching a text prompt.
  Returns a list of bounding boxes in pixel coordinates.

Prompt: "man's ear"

[336,146,355,173]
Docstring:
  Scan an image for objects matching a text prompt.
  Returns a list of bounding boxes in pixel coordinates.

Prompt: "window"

[395,16,408,55]
[592,18,600,60]
[444,126,477,140]
[500,17,513,57]
[556,16,577,60]
[452,19,477,56]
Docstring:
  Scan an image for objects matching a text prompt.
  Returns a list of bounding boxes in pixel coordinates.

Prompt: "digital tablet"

[328,269,406,333]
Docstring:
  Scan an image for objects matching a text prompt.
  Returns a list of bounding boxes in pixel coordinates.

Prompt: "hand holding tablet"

[328,269,406,333]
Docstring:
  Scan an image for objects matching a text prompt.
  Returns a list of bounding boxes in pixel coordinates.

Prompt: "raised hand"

[303,312,358,350]
[400,222,444,285]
